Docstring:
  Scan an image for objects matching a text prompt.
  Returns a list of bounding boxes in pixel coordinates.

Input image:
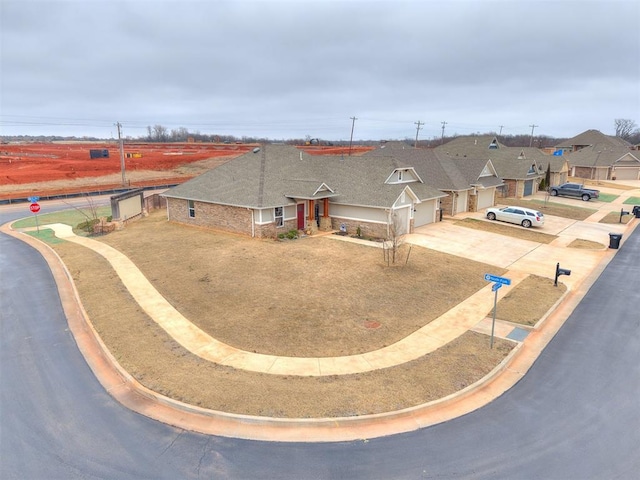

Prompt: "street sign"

[492,282,502,292]
[484,273,511,286]
[30,203,40,213]
[28,196,40,203]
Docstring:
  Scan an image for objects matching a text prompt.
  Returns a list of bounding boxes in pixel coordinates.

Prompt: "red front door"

[297,204,305,229]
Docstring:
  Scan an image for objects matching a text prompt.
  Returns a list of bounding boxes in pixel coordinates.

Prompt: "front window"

[188,200,195,218]
[274,206,283,227]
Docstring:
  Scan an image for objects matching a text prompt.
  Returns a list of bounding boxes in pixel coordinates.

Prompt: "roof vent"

[252,147,260,153]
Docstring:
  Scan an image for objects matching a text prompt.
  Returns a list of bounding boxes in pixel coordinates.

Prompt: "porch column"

[306,199,318,234]
[319,197,332,231]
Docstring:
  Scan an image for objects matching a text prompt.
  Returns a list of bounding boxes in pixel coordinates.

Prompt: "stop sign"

[30,203,40,213]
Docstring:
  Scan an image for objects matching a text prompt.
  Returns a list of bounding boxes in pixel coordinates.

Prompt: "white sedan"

[485,206,544,228]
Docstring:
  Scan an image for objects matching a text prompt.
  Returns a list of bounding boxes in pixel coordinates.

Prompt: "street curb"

[3,218,634,442]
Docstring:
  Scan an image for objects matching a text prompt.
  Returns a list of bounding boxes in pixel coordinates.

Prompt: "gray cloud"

[1,0,639,140]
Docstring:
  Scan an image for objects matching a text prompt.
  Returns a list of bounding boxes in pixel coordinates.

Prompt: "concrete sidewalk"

[5,195,638,442]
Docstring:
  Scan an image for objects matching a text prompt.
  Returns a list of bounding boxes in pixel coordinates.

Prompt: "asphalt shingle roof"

[163,144,446,209]
[555,129,631,149]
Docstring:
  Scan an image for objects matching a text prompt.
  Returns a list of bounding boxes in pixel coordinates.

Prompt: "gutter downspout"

[248,208,255,238]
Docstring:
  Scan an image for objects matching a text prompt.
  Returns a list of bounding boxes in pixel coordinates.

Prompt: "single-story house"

[435,136,547,198]
[162,144,447,239]
[364,142,503,216]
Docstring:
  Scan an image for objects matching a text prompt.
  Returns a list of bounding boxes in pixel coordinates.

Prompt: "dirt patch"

[493,275,566,326]
[454,218,557,244]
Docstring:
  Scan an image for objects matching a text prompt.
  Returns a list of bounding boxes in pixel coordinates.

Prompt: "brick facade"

[330,217,388,239]
[167,198,253,235]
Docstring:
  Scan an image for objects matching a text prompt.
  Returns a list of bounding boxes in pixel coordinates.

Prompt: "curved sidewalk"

[3,215,637,442]
[37,223,529,377]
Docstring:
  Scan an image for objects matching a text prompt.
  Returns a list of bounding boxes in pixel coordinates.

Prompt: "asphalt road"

[1,203,638,479]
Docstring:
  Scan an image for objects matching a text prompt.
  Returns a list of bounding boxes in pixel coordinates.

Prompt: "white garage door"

[455,191,468,215]
[477,188,495,210]
[614,167,640,180]
[413,201,435,227]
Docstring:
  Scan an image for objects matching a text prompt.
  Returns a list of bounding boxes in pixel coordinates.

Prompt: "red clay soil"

[0,143,255,185]
[0,143,375,200]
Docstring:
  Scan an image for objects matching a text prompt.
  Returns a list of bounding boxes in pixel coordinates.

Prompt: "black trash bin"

[633,205,640,218]
[609,233,623,249]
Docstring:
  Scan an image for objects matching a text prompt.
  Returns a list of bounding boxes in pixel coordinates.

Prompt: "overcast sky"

[1,0,639,141]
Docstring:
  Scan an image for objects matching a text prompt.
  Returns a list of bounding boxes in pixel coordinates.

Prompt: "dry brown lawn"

[568,239,606,249]
[492,275,566,326]
[454,218,557,244]
[45,211,565,417]
[495,199,597,220]
[598,212,633,225]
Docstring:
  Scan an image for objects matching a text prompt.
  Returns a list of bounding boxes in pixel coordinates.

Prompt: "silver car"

[486,206,544,228]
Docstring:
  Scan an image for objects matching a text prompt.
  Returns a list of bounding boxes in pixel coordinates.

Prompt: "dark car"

[549,182,599,201]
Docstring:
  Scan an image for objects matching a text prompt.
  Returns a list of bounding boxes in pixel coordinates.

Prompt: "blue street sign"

[492,282,502,292]
[484,273,512,285]
[28,196,40,203]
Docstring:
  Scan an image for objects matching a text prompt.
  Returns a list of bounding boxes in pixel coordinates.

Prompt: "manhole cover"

[363,320,381,329]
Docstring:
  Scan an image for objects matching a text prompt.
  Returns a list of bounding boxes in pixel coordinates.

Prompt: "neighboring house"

[162,144,446,239]
[554,130,639,181]
[554,129,631,155]
[364,142,503,217]
[540,153,570,187]
[565,145,640,181]
[435,135,546,198]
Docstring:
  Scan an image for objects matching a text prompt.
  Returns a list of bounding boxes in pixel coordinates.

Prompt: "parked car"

[549,182,599,201]
[486,206,544,228]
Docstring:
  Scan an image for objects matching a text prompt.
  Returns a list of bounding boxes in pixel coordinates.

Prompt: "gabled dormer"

[479,160,499,179]
[385,167,423,184]
[488,137,500,149]
[517,150,526,159]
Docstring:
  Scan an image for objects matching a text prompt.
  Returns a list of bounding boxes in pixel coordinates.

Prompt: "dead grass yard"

[493,275,566,326]
[95,212,507,357]
[47,210,529,417]
[454,218,558,244]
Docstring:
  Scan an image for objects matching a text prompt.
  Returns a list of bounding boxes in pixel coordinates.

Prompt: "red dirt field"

[0,143,374,200]
[0,142,254,185]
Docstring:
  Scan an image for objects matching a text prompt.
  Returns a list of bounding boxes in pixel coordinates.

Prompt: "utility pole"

[348,116,357,156]
[116,122,126,186]
[499,125,504,136]
[414,121,423,148]
[441,121,448,145]
[529,124,539,147]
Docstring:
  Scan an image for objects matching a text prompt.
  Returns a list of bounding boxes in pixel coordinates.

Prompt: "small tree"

[383,210,406,266]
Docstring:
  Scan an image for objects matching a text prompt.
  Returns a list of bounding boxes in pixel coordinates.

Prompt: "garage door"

[413,201,435,227]
[476,189,494,210]
[523,180,534,196]
[614,167,640,180]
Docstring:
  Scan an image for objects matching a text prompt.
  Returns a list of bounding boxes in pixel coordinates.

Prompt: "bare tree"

[614,119,638,141]
[383,210,407,266]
